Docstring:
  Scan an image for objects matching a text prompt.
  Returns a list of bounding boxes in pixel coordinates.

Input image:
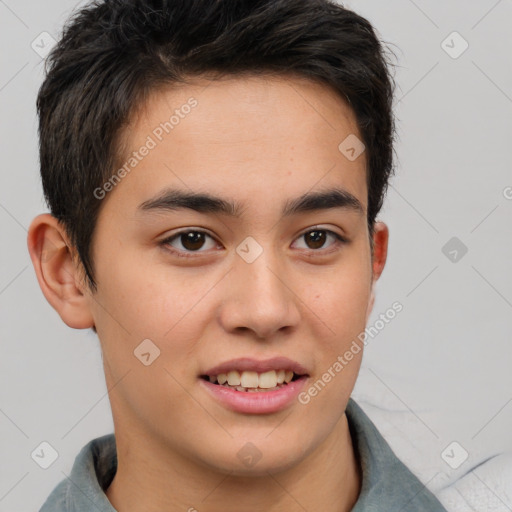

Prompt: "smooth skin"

[28,74,388,512]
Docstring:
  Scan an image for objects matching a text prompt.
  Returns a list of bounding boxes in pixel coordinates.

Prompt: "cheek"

[92,253,219,385]
[94,245,200,333]
[308,265,372,341]
[92,260,206,424]
[298,272,369,419]
[299,259,371,400]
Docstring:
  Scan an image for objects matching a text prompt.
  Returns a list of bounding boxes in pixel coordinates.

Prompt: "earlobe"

[27,213,95,329]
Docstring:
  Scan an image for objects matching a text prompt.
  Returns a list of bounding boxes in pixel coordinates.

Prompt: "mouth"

[200,369,305,392]
[198,357,310,413]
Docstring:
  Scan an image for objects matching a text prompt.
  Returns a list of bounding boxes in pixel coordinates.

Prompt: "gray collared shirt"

[39,398,447,511]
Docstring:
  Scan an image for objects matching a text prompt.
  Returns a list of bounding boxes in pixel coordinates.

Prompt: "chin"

[196,433,314,477]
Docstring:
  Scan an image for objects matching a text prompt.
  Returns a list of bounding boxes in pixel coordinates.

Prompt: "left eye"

[292,229,345,251]
[163,230,218,254]
[161,228,346,257]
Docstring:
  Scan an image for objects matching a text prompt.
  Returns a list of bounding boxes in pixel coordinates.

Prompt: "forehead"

[110,73,368,217]
[128,73,361,143]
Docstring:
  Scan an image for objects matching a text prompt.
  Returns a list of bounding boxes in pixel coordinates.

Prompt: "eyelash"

[160,227,348,259]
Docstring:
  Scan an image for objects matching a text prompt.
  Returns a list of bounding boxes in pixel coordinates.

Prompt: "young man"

[27,0,448,510]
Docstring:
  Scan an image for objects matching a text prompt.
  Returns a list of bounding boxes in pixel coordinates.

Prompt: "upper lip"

[202,357,309,377]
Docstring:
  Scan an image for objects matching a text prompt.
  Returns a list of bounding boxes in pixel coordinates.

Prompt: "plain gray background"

[1,1,511,510]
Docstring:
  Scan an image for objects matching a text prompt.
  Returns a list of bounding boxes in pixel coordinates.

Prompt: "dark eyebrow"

[137,187,364,218]
[283,187,364,217]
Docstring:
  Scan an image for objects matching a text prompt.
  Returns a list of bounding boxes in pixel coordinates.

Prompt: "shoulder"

[39,479,68,512]
[39,433,117,512]
[347,399,448,511]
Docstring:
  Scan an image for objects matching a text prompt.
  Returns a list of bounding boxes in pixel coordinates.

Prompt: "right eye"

[160,229,220,258]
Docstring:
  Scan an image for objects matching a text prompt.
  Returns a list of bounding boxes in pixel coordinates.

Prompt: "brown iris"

[180,231,207,251]
[304,230,326,249]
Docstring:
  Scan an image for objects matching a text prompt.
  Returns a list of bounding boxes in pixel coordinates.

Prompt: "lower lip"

[199,376,309,414]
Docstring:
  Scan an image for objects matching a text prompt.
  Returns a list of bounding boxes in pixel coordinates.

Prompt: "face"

[82,74,386,475]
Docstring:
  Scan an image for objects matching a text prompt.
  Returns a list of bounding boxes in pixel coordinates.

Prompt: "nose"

[217,246,301,340]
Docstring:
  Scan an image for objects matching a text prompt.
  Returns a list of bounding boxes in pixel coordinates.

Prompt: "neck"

[105,413,361,512]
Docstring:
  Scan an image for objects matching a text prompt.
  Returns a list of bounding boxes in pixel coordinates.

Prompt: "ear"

[27,213,95,329]
[365,221,389,323]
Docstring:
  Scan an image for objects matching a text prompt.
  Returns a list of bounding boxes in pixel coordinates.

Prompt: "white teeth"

[258,370,277,388]
[208,369,299,389]
[240,371,259,388]
[227,370,241,386]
